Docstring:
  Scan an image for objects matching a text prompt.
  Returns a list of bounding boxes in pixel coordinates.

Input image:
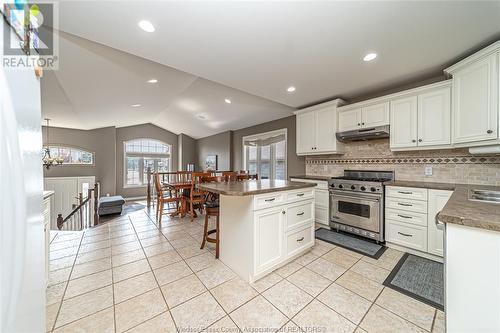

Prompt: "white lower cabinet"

[254,207,285,273]
[427,189,453,256]
[43,194,53,286]
[290,178,329,226]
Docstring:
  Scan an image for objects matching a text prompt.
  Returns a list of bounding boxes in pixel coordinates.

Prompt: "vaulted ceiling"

[42,1,500,138]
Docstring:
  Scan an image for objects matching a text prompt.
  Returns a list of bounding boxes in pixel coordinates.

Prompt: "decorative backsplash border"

[306,155,500,165]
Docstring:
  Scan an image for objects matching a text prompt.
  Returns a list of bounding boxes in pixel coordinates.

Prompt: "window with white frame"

[48,146,94,165]
[243,129,287,180]
[124,139,171,187]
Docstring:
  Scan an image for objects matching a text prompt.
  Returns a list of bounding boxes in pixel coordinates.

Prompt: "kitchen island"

[197,180,316,282]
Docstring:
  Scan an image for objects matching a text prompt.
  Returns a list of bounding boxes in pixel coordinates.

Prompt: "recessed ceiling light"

[287,86,296,93]
[131,103,141,107]
[147,79,158,83]
[363,53,377,62]
[224,98,231,104]
[138,20,155,32]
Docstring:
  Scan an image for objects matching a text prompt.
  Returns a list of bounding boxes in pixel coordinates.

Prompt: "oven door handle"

[329,191,380,202]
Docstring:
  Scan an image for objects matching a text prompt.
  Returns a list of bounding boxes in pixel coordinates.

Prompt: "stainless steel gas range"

[328,170,394,243]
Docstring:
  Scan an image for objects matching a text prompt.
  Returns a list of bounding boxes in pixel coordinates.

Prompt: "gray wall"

[178,133,196,171]
[42,126,117,196]
[196,131,233,171]
[116,123,179,198]
[232,115,305,177]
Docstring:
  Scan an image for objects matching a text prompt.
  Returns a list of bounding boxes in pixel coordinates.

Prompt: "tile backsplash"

[306,139,500,186]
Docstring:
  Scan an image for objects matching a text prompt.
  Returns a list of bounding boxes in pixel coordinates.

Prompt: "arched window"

[48,146,94,165]
[124,138,171,187]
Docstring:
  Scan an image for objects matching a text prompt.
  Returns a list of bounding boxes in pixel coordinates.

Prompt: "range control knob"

[330,183,335,188]
[370,187,377,192]
[360,186,366,191]
[350,185,356,190]
[338,184,343,189]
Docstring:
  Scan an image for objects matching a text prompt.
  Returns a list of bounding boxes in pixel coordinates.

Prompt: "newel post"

[57,214,64,230]
[94,182,99,226]
[147,167,152,209]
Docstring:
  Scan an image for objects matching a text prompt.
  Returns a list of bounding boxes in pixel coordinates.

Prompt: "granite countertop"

[289,175,333,181]
[43,190,55,199]
[384,180,500,232]
[197,180,316,196]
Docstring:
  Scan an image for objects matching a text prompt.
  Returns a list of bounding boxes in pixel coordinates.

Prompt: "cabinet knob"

[357,123,361,126]
[418,139,422,142]
[362,122,365,125]
[487,130,493,134]
[282,211,286,214]
[412,139,416,143]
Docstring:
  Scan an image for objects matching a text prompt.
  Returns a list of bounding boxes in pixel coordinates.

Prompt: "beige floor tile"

[114,271,158,304]
[154,261,193,285]
[53,232,82,243]
[334,246,364,259]
[50,246,79,260]
[185,252,219,272]
[360,304,427,333]
[81,233,109,245]
[56,286,113,328]
[306,257,347,281]
[53,307,114,333]
[163,230,191,241]
[110,228,136,239]
[250,272,283,293]
[48,267,72,286]
[137,229,164,240]
[294,251,319,266]
[322,248,360,269]
[354,327,368,333]
[315,239,337,249]
[75,247,111,265]
[196,261,236,289]
[230,296,288,333]
[350,260,390,284]
[144,242,174,257]
[134,223,159,233]
[204,316,240,333]
[293,299,356,333]
[317,283,371,325]
[115,288,168,333]
[46,302,60,332]
[432,310,445,333]
[47,282,67,306]
[127,312,177,333]
[70,257,111,279]
[281,320,304,333]
[263,279,313,318]
[171,292,226,332]
[78,239,110,254]
[211,278,259,313]
[148,250,183,269]
[376,288,436,331]
[310,243,332,256]
[275,261,303,278]
[49,256,76,272]
[140,235,169,248]
[287,267,331,297]
[113,258,151,282]
[111,240,142,256]
[112,249,146,267]
[177,244,209,259]
[110,234,138,246]
[65,269,112,299]
[362,250,403,270]
[170,236,198,250]
[161,274,207,308]
[50,239,81,251]
[335,270,383,301]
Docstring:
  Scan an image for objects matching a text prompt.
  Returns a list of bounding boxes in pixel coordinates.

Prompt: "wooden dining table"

[161,180,192,218]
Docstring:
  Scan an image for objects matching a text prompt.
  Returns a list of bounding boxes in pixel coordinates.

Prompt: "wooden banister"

[57,183,100,231]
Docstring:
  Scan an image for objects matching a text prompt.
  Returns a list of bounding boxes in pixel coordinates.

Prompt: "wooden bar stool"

[199,176,220,258]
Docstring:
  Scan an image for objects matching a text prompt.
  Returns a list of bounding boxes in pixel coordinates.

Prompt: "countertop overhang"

[384,180,500,232]
[197,180,316,196]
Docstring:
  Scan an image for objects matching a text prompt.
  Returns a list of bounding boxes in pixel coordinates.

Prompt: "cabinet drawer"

[286,188,314,202]
[286,225,313,258]
[386,197,428,214]
[315,206,329,226]
[385,208,427,227]
[286,202,313,231]
[254,193,285,210]
[315,189,329,206]
[386,220,428,252]
[386,186,428,201]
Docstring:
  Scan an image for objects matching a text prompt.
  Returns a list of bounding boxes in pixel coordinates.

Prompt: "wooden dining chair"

[185,172,211,220]
[222,171,237,182]
[249,174,259,180]
[199,176,220,258]
[154,173,180,223]
[237,174,250,181]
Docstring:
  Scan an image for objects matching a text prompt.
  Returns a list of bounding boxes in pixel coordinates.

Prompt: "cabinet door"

[361,102,389,128]
[390,96,418,149]
[427,189,452,257]
[452,53,498,143]
[296,111,316,154]
[254,207,284,273]
[418,87,451,147]
[338,108,361,131]
[315,106,338,152]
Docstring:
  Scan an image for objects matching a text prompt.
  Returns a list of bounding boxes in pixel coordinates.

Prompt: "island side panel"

[219,194,254,281]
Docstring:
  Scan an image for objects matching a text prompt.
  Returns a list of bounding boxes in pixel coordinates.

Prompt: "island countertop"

[197,180,316,196]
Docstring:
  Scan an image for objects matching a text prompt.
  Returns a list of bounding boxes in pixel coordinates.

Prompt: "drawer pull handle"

[398,203,412,207]
[397,214,412,219]
[296,193,304,197]
[398,191,413,195]
[398,232,413,237]
[297,237,304,242]
[265,198,276,202]
[296,212,305,216]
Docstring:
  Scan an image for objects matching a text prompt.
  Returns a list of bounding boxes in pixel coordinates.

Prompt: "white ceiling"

[43,1,500,137]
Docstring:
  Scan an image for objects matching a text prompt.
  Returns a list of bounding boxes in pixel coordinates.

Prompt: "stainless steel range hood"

[336,125,390,142]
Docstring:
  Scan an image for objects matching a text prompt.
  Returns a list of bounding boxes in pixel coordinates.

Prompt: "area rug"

[315,228,386,259]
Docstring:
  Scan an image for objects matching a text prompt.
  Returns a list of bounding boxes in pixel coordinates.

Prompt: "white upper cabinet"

[295,99,345,155]
[445,42,500,145]
[390,96,418,148]
[338,102,389,132]
[418,87,451,146]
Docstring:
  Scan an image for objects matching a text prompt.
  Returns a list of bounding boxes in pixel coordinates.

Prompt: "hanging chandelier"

[42,118,64,169]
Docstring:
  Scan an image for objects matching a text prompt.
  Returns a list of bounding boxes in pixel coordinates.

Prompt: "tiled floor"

[46,202,445,333]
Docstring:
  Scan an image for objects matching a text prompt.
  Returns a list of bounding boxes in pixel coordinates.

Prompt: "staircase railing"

[57,183,100,231]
